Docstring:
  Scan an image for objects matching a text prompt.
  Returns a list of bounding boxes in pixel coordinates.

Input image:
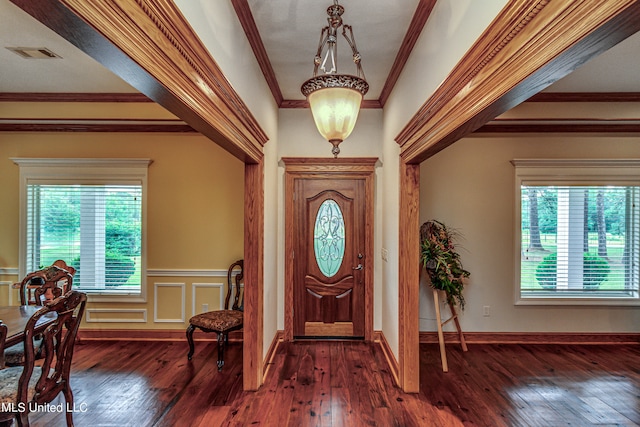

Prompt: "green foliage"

[535,252,610,290]
[420,220,470,309]
[72,251,135,287]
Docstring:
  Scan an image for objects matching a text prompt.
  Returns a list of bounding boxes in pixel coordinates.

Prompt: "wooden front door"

[293,178,366,338]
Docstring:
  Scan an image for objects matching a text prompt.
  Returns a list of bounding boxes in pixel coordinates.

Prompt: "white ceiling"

[0,0,638,97]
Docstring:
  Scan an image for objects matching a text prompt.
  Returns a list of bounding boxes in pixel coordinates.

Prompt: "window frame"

[12,158,152,303]
[512,158,640,306]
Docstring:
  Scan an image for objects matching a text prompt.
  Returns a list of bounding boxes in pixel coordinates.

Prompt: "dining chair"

[16,260,75,306]
[0,323,7,369]
[0,290,87,427]
[5,261,76,367]
[186,259,244,371]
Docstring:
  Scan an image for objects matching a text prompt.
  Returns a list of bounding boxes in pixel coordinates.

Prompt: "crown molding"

[528,92,640,102]
[378,0,437,108]
[233,0,433,110]
[0,92,151,102]
[396,0,640,163]
[0,118,194,133]
[231,0,283,107]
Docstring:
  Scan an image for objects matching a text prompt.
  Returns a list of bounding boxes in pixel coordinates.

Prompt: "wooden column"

[244,161,264,391]
[398,160,420,393]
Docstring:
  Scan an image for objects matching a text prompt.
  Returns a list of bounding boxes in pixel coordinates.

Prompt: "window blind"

[26,184,142,293]
[520,185,639,297]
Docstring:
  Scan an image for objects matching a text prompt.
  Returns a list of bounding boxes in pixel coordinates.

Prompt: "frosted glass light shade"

[308,87,363,144]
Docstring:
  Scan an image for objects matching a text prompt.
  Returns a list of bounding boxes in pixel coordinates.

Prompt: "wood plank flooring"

[24,339,640,426]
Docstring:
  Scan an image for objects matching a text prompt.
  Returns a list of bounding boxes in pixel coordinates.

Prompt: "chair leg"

[63,386,75,427]
[186,324,196,361]
[217,332,225,371]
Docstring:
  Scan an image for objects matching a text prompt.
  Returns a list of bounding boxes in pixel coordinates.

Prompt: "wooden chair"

[0,322,7,369]
[5,261,76,367]
[0,291,87,427]
[186,260,244,371]
[15,260,75,306]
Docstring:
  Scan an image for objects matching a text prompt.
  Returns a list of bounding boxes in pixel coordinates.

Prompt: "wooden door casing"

[293,180,365,338]
[283,158,377,342]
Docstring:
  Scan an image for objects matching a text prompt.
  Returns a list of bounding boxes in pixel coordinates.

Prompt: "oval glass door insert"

[314,199,345,277]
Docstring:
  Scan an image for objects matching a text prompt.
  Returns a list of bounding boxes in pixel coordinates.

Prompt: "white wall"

[278,108,384,330]
[419,134,640,333]
[173,0,280,359]
[381,0,508,356]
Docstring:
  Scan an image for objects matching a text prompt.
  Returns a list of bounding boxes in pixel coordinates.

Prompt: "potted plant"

[420,220,470,309]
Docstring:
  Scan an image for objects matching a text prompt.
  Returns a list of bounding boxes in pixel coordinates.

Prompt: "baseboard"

[374,330,400,387]
[78,329,243,342]
[263,330,284,380]
[419,331,640,345]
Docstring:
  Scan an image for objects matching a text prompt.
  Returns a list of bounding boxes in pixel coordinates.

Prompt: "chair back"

[18,260,75,305]
[224,260,244,311]
[0,322,7,368]
[17,291,87,405]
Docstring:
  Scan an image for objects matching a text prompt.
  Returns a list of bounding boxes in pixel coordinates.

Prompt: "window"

[513,159,640,305]
[13,158,151,302]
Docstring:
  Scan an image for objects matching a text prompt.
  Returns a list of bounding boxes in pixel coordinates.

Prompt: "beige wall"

[382,0,509,357]
[419,133,640,333]
[0,128,245,330]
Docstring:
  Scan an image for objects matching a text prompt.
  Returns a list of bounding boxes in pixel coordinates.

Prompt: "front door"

[293,178,366,338]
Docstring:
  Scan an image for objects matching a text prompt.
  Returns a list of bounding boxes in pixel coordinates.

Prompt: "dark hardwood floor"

[24,339,640,426]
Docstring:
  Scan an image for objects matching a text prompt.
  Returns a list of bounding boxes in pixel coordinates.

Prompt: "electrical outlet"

[483,305,490,317]
[202,303,209,313]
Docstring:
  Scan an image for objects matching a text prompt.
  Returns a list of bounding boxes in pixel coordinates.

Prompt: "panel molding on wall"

[154,282,186,323]
[86,308,148,323]
[148,268,228,277]
[191,282,224,316]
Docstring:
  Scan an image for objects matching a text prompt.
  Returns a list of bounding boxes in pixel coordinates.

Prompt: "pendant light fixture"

[301,0,369,158]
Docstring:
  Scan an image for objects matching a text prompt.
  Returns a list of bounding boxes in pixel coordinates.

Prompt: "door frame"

[283,157,377,342]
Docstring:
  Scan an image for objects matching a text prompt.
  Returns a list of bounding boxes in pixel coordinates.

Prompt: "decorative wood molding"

[85,308,148,323]
[398,161,420,393]
[528,92,640,103]
[0,119,195,133]
[282,157,378,343]
[396,0,640,163]
[234,1,432,109]
[281,157,378,174]
[419,332,640,345]
[231,0,283,107]
[244,161,264,390]
[262,330,284,381]
[378,0,436,107]
[375,331,400,387]
[11,0,267,163]
[477,118,640,133]
[0,92,151,102]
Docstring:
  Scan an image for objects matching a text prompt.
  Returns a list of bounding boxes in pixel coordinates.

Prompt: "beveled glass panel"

[314,199,345,277]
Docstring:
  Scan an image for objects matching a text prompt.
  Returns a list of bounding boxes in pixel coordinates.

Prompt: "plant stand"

[433,289,467,372]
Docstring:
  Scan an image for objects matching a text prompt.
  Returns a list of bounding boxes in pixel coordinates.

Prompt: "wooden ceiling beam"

[396,0,640,163]
[11,0,267,163]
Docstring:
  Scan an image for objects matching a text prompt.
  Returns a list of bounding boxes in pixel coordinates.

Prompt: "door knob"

[352,264,363,270]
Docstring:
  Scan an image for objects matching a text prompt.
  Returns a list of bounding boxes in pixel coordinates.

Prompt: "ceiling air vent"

[6,47,62,59]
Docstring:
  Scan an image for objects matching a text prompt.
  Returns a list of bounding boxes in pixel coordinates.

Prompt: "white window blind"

[520,185,639,298]
[26,184,142,294]
[13,157,150,302]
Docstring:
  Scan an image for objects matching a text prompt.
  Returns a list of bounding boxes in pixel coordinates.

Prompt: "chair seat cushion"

[189,310,243,332]
[0,366,43,406]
